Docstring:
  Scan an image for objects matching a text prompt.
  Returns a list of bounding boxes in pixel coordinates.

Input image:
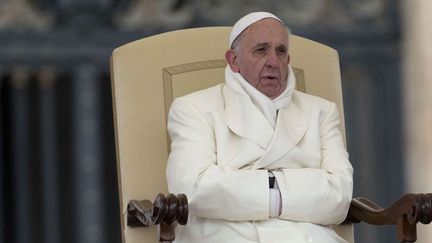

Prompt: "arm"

[166,97,270,221]
[276,102,353,225]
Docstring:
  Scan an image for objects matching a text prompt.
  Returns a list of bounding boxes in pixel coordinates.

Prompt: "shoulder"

[291,90,340,123]
[292,90,333,109]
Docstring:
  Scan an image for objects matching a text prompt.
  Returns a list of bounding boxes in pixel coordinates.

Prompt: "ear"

[225,49,240,72]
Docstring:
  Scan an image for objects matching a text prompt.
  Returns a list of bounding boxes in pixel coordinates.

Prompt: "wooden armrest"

[127,193,188,242]
[344,193,432,242]
[127,193,432,243]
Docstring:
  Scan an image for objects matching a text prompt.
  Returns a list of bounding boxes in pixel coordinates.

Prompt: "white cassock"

[166,65,353,243]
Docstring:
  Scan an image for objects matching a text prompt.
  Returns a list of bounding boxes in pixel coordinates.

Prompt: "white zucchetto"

[229,12,283,47]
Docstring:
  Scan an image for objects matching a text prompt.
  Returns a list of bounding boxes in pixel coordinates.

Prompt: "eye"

[255,47,266,53]
[277,47,287,56]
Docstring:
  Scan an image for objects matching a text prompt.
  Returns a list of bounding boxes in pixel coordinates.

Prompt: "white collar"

[224,65,296,128]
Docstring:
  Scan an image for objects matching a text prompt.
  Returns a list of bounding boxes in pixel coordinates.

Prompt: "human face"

[226,18,290,99]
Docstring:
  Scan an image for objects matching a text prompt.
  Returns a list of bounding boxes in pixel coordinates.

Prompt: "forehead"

[241,19,288,45]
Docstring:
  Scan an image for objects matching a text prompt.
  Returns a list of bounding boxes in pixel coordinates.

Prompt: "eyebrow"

[252,43,270,50]
[252,42,288,51]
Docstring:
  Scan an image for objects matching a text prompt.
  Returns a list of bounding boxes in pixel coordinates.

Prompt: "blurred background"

[0,0,431,242]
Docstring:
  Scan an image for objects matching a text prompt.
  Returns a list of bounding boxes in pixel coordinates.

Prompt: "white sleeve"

[166,98,270,221]
[275,103,353,225]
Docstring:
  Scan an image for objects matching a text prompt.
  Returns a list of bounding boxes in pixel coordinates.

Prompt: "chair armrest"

[126,193,432,243]
[127,193,188,242]
[343,193,432,242]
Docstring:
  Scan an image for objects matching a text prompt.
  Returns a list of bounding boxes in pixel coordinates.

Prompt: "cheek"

[247,59,265,72]
[247,63,262,77]
[284,65,289,76]
[240,59,255,73]
[239,58,265,81]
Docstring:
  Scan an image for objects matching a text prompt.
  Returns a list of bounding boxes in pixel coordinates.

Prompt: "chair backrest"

[111,27,353,243]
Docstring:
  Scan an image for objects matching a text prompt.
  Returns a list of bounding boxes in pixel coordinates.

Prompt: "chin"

[263,91,280,99]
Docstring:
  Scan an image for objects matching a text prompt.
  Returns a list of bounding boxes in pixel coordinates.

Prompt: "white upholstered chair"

[111,27,431,243]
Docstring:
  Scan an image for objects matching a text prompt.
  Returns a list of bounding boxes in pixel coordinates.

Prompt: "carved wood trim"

[344,193,432,243]
[127,193,188,243]
[162,59,227,123]
[128,193,432,243]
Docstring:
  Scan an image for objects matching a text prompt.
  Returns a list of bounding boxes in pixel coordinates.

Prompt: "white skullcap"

[229,12,283,47]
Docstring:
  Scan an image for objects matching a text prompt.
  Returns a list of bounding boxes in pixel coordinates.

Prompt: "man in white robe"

[166,12,353,243]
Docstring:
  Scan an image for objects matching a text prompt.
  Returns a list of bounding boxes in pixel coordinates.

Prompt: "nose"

[266,51,279,68]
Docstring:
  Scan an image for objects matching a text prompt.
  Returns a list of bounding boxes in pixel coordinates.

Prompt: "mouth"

[262,75,279,81]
